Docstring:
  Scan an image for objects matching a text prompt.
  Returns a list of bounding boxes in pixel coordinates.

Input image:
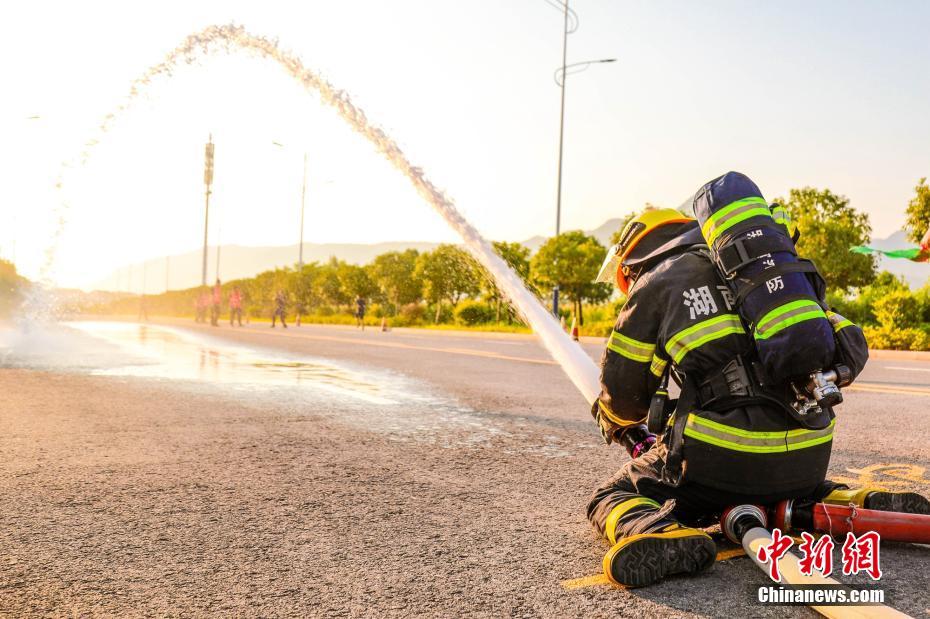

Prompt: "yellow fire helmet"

[595,208,694,294]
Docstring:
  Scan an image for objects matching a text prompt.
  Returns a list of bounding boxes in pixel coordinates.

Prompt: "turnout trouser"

[587,443,843,543]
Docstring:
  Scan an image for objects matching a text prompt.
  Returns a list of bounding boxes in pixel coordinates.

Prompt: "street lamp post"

[549,0,615,317]
[201,135,215,287]
[272,142,310,270]
[299,152,308,269]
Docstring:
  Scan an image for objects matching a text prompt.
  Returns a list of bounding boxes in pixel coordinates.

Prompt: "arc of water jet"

[49,24,601,404]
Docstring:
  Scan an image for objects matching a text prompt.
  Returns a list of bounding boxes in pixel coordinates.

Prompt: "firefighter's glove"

[591,399,624,445]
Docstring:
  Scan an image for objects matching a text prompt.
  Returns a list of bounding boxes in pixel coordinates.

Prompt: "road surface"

[1,318,928,617]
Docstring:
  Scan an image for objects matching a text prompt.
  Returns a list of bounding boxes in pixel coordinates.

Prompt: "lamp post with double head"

[550,0,615,316]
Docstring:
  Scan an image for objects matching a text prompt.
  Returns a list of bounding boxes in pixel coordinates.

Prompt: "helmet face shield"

[594,208,695,294]
[595,242,623,285]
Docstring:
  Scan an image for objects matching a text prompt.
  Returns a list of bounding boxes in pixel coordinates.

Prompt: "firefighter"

[588,206,929,588]
[271,289,288,328]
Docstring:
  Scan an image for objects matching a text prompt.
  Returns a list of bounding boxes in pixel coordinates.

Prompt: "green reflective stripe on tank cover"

[650,354,668,377]
[607,331,655,363]
[702,196,771,245]
[684,415,835,454]
[754,299,826,340]
[665,314,745,364]
[826,310,854,332]
[605,497,661,544]
[771,206,792,226]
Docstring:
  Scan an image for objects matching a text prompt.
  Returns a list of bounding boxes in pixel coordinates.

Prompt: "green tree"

[904,177,930,246]
[245,267,293,318]
[482,241,531,323]
[292,262,321,312]
[415,244,482,322]
[370,250,423,313]
[873,290,921,330]
[316,258,350,308]
[777,187,876,291]
[0,259,25,316]
[339,263,378,301]
[531,231,611,325]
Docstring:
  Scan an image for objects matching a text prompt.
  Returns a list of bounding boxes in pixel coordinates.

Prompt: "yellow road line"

[715,547,746,561]
[174,323,930,393]
[847,383,930,397]
[232,326,560,366]
[561,573,612,590]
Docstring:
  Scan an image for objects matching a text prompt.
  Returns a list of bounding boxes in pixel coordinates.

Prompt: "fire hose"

[721,504,914,618]
[561,342,917,615]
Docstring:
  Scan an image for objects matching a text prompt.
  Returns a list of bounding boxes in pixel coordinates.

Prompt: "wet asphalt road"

[1,318,929,617]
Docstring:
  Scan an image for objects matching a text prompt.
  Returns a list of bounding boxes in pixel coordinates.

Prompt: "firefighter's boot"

[824,488,930,515]
[603,522,716,588]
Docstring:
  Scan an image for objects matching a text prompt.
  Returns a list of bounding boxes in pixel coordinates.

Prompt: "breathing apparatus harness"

[647,353,853,434]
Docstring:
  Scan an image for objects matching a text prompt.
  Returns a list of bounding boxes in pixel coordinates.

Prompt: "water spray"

[36,25,928,616]
[50,23,601,404]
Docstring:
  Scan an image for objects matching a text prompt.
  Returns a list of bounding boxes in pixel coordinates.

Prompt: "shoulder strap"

[716,233,796,276]
[734,261,819,306]
[660,376,698,487]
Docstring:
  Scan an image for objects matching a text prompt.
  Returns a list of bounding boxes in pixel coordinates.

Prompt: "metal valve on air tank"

[791,364,852,416]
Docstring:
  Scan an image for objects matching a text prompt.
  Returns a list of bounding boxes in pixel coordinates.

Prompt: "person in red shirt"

[229,286,243,327]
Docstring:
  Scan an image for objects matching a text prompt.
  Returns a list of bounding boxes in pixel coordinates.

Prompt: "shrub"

[455,300,495,326]
[863,325,930,351]
[825,289,870,326]
[915,286,930,323]
[430,303,454,324]
[398,303,426,325]
[873,291,921,329]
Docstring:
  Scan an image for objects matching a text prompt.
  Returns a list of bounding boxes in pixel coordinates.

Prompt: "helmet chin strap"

[617,264,643,294]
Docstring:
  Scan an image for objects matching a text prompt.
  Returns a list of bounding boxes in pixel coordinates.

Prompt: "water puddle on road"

[67,321,397,405]
[0,321,516,447]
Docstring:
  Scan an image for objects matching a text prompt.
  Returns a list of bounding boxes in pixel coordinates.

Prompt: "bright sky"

[2,0,929,290]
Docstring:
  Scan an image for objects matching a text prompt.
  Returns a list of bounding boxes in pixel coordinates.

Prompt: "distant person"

[295,300,305,327]
[138,294,149,322]
[195,289,210,323]
[229,286,243,327]
[211,278,222,327]
[355,295,367,330]
[271,290,288,328]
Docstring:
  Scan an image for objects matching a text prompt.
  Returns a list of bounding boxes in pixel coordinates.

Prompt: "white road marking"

[884,366,930,373]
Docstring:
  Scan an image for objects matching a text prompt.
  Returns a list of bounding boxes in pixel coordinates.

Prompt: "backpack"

[691,171,835,383]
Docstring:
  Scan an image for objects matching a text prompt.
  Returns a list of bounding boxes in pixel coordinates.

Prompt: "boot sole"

[604,530,716,588]
[865,492,930,515]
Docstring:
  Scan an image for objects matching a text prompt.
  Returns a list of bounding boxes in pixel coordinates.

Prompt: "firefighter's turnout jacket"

[596,220,863,495]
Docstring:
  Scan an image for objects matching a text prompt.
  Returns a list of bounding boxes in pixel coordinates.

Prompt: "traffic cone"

[570,316,579,341]
[381,317,388,332]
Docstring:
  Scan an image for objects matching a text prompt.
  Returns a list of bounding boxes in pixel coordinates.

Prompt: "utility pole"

[299,152,307,269]
[552,0,570,318]
[201,135,215,287]
[548,1,614,319]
